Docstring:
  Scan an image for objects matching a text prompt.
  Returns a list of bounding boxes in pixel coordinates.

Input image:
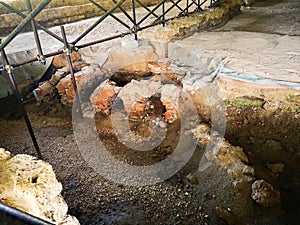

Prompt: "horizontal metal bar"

[10,49,63,67]
[76,31,132,49]
[0,0,52,51]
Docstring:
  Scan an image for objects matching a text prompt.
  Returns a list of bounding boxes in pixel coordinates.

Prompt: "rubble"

[266,162,285,174]
[56,65,109,106]
[192,123,255,184]
[33,81,55,102]
[216,206,238,225]
[90,80,120,114]
[251,179,281,207]
[56,71,84,106]
[0,148,80,225]
[53,52,82,69]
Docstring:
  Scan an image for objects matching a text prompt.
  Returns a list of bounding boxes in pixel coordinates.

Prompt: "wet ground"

[0,0,300,224]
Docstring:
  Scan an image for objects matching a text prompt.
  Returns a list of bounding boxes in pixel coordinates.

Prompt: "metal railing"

[0,202,54,225]
[0,0,219,159]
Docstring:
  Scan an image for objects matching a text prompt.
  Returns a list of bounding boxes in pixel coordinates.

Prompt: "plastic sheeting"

[0,49,53,99]
[218,67,300,90]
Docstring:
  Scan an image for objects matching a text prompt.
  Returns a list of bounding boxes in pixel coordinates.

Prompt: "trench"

[1,63,299,224]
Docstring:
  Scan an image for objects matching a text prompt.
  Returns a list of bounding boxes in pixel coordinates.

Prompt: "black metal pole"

[0,44,42,159]
[132,0,138,40]
[0,202,54,225]
[162,0,165,27]
[26,0,45,64]
[186,0,189,14]
[60,26,83,119]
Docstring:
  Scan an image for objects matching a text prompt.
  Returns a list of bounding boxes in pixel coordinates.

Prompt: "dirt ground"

[0,0,299,225]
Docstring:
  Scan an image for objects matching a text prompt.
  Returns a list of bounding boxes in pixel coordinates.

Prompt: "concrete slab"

[169,31,300,84]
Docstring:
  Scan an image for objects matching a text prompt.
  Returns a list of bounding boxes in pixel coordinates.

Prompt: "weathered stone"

[90,80,120,114]
[116,78,180,122]
[216,206,237,225]
[53,52,82,69]
[267,163,285,174]
[117,80,161,119]
[56,65,108,106]
[193,123,255,183]
[103,44,158,71]
[160,84,181,123]
[0,148,79,225]
[56,71,83,106]
[33,81,55,102]
[251,179,281,207]
[49,71,66,86]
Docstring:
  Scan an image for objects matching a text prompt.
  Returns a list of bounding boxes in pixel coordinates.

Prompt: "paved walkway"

[177,0,300,85]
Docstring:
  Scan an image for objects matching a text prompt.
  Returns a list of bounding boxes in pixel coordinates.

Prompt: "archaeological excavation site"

[0,0,299,224]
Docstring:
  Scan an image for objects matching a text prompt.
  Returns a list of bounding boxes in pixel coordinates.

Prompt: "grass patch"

[228,97,265,107]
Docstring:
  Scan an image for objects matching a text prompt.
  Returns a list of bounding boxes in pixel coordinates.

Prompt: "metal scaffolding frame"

[0,1,219,223]
[0,0,219,156]
[0,0,219,162]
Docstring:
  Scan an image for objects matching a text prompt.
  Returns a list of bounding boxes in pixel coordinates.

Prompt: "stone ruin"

[32,41,281,209]
[0,148,80,225]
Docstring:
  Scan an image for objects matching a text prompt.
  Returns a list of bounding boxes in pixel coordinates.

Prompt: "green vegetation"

[228,97,265,107]
[286,94,300,102]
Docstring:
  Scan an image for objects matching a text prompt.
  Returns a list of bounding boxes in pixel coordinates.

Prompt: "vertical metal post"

[60,26,83,119]
[0,44,42,160]
[186,0,189,14]
[162,0,165,27]
[26,0,45,64]
[132,0,138,40]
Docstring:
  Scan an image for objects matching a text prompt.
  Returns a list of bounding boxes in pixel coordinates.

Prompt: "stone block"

[0,148,80,225]
[251,179,281,207]
[53,52,82,69]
